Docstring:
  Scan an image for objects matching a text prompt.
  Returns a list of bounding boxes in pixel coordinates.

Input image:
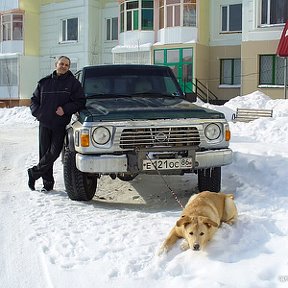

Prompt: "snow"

[1,90,288,288]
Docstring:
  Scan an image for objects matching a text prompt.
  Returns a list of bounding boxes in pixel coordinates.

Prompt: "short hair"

[56,56,71,66]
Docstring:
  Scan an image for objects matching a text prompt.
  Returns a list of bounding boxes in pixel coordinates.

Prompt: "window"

[120,1,139,32]
[142,0,153,30]
[1,13,23,41]
[159,0,164,28]
[167,49,179,63]
[166,0,181,28]
[221,4,242,32]
[261,0,288,25]
[153,48,193,92]
[61,18,78,42]
[127,1,139,31]
[106,17,118,40]
[154,50,165,63]
[0,58,18,86]
[259,55,286,85]
[159,0,196,29]
[120,0,153,32]
[220,59,241,85]
[183,0,196,27]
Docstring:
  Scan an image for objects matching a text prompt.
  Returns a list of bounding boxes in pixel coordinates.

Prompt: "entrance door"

[154,47,193,93]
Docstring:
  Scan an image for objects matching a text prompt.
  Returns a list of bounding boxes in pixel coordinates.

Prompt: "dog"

[158,191,238,255]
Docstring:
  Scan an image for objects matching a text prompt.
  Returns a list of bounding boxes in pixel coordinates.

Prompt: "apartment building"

[241,0,287,99]
[114,0,287,101]
[113,0,205,99]
[0,0,118,106]
[0,0,40,106]
[209,0,287,100]
[39,0,118,77]
[0,0,287,106]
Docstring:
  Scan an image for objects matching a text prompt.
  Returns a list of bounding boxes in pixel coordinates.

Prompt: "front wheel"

[197,167,221,192]
[63,147,98,201]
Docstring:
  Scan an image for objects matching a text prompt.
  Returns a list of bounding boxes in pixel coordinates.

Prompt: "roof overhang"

[112,43,152,53]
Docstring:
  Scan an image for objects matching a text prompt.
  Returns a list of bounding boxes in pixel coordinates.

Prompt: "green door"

[154,48,193,93]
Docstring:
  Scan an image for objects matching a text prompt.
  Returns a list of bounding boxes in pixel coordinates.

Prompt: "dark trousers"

[31,124,65,185]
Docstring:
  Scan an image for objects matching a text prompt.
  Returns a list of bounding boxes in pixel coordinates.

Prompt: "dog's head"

[176,215,218,251]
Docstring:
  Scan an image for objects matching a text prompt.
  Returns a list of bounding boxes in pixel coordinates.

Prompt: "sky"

[0,90,288,288]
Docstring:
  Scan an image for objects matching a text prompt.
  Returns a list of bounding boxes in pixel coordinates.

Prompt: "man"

[28,56,86,192]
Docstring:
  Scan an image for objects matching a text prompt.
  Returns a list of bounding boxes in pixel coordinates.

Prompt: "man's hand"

[56,106,64,116]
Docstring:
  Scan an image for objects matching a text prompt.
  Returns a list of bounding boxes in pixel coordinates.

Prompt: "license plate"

[143,158,193,171]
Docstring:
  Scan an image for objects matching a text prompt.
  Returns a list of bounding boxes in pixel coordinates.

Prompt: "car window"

[83,67,182,97]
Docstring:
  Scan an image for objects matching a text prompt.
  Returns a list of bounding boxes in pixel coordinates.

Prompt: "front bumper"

[195,148,232,169]
[76,148,233,173]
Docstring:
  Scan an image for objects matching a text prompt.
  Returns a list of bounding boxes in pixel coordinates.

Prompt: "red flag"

[277,21,288,57]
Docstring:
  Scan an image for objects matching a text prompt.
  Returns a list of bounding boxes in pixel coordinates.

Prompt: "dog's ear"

[176,215,191,227]
[201,217,218,228]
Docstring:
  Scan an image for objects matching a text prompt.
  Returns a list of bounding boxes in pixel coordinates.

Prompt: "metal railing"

[183,79,218,103]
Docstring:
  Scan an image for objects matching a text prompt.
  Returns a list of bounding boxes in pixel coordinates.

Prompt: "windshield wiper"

[131,92,180,97]
[86,93,131,99]
[86,93,182,99]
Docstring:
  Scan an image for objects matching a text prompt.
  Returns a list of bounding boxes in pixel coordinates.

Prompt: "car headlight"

[204,123,221,140]
[92,126,111,145]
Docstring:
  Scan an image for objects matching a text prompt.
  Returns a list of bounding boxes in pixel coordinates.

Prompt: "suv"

[63,64,232,201]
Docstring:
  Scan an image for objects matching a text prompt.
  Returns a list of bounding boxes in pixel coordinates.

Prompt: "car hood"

[79,96,225,122]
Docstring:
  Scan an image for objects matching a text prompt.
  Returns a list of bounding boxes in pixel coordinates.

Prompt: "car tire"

[197,167,221,192]
[63,147,97,201]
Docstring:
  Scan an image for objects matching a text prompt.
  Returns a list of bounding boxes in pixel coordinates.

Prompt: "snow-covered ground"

[1,91,288,288]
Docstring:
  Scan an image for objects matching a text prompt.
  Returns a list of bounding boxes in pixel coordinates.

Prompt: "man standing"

[28,56,86,192]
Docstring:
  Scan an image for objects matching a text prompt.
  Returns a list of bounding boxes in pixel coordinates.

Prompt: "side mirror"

[185,92,197,102]
[71,112,79,122]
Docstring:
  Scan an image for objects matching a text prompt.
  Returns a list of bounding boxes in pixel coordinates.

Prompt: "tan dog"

[158,191,238,254]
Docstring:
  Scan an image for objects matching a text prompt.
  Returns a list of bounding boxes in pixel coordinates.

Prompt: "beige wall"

[194,43,209,84]
[241,40,284,100]
[20,0,40,56]
[208,45,241,101]
[198,0,209,46]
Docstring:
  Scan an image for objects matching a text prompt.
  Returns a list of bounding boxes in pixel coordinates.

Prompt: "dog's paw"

[225,217,237,225]
[157,245,168,256]
[180,240,189,251]
[226,220,235,225]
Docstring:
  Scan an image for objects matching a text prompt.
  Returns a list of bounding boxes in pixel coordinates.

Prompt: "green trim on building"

[154,47,194,93]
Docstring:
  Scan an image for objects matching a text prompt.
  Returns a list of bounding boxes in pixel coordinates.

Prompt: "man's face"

[55,58,70,75]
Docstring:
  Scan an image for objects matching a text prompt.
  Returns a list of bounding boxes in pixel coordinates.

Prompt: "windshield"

[83,67,183,98]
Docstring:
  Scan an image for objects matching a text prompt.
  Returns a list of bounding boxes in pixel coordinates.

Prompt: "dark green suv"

[63,64,232,201]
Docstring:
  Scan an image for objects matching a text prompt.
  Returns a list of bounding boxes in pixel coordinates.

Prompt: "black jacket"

[30,70,86,130]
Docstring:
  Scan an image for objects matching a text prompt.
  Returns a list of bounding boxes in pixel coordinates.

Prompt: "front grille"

[119,127,200,149]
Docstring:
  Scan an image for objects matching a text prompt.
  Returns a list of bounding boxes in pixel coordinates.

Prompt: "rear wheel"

[197,167,221,192]
[63,147,98,201]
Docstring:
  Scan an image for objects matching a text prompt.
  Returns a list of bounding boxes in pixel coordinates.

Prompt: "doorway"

[154,47,193,92]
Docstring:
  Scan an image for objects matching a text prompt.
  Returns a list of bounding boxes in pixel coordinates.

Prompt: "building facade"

[0,0,40,106]
[113,0,204,98]
[241,0,287,99]
[114,0,288,101]
[0,0,287,106]
[39,0,118,77]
